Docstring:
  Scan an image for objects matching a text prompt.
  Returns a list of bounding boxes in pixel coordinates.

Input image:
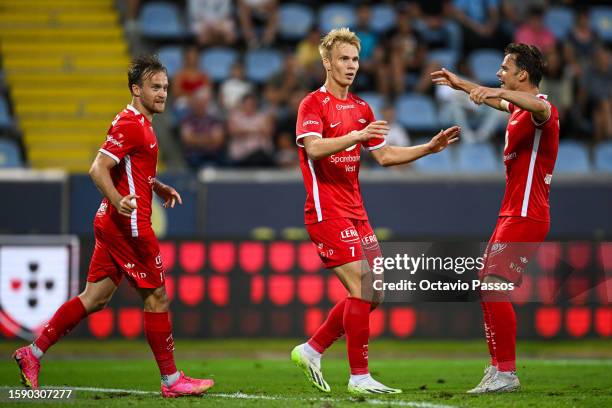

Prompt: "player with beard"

[13,55,215,398]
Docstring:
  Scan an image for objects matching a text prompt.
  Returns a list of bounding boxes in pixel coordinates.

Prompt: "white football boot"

[481,370,520,393]
[347,375,402,395]
[291,344,331,393]
[467,365,498,394]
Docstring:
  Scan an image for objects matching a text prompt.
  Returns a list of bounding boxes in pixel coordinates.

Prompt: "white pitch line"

[0,386,457,408]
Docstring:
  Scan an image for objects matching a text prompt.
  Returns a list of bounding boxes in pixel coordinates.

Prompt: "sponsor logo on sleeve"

[302,120,320,127]
[106,135,123,148]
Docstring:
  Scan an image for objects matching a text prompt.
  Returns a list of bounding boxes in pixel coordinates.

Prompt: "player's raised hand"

[115,194,139,217]
[469,86,502,105]
[427,126,461,153]
[155,182,183,209]
[354,120,389,142]
[431,68,462,90]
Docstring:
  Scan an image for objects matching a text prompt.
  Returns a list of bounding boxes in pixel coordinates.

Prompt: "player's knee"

[146,288,170,312]
[80,293,111,313]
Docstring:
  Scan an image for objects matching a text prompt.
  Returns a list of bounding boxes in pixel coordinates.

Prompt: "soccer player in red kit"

[432,43,559,393]
[291,28,461,395]
[13,55,214,398]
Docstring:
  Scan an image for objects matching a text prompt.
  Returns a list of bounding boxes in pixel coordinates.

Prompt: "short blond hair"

[318,27,361,60]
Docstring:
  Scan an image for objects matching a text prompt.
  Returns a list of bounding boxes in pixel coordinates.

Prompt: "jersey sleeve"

[99,121,144,164]
[531,96,553,128]
[501,99,515,113]
[362,103,387,151]
[295,96,323,147]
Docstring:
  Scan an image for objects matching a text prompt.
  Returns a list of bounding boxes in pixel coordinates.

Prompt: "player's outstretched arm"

[431,68,506,111]
[153,179,183,208]
[490,89,550,123]
[89,153,138,217]
[302,120,389,161]
[370,126,460,167]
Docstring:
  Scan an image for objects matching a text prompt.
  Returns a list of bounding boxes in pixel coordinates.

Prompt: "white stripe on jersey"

[307,158,322,222]
[521,128,542,217]
[124,154,138,237]
[296,132,322,147]
[99,148,120,164]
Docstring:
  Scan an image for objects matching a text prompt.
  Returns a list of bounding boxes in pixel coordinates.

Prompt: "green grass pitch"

[0,339,610,407]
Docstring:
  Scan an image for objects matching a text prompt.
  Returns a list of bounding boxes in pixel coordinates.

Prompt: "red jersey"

[295,86,386,224]
[499,94,559,222]
[95,104,159,237]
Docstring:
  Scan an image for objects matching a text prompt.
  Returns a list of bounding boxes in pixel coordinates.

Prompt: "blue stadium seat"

[591,6,612,42]
[544,7,575,40]
[469,49,504,86]
[370,4,396,34]
[279,3,314,40]
[319,4,357,33]
[139,2,186,39]
[594,141,612,172]
[395,94,439,131]
[555,141,591,173]
[0,139,22,168]
[456,143,500,173]
[428,49,459,71]
[157,46,183,78]
[413,147,454,173]
[200,47,238,82]
[245,48,283,83]
[359,92,384,120]
[0,96,13,128]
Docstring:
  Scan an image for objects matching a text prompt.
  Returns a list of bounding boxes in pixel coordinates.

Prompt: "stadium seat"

[139,2,186,39]
[456,143,500,173]
[359,92,385,120]
[594,141,612,173]
[395,94,439,132]
[0,96,13,128]
[319,4,357,33]
[157,46,183,78]
[591,6,612,42]
[427,49,459,71]
[245,48,283,83]
[200,47,239,82]
[370,4,396,34]
[0,139,23,168]
[279,3,314,40]
[469,49,504,86]
[555,141,591,173]
[412,146,454,173]
[544,7,575,40]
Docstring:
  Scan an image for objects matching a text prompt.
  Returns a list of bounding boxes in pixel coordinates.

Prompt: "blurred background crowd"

[0,0,611,173]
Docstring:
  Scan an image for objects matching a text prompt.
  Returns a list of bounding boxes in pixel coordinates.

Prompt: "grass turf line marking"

[0,386,457,408]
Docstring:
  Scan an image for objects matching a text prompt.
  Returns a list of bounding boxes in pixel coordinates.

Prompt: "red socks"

[308,298,346,353]
[143,312,177,376]
[34,297,87,352]
[483,298,516,372]
[343,297,371,375]
[481,302,497,366]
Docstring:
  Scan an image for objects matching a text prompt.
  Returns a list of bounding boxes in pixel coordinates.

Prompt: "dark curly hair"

[504,43,545,87]
[127,54,167,93]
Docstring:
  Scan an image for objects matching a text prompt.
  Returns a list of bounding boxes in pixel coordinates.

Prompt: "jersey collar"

[126,104,151,125]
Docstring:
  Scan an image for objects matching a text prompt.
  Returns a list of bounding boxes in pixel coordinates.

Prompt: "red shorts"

[88,226,165,289]
[479,216,550,285]
[306,218,382,269]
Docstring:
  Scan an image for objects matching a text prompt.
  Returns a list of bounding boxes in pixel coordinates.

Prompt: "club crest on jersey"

[322,96,330,105]
[340,228,360,243]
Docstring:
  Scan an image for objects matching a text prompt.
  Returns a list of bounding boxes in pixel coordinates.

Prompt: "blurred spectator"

[564,8,600,75]
[237,0,279,48]
[413,1,461,52]
[436,62,505,143]
[274,90,306,168]
[296,28,325,87]
[452,0,502,52]
[500,0,547,31]
[353,4,388,95]
[514,6,556,53]
[381,103,411,148]
[227,93,275,166]
[171,46,211,117]
[123,0,141,33]
[188,0,237,46]
[263,54,301,120]
[220,63,255,112]
[578,46,612,141]
[540,46,573,135]
[389,14,436,94]
[180,88,226,169]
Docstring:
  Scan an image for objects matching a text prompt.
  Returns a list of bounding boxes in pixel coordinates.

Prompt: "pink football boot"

[161,371,214,398]
[13,346,40,389]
